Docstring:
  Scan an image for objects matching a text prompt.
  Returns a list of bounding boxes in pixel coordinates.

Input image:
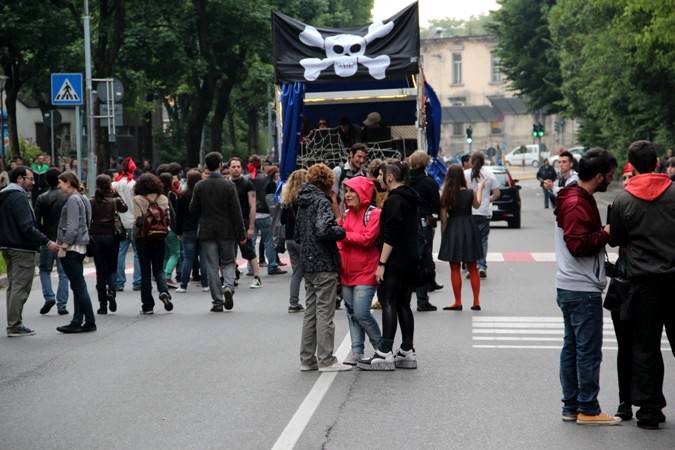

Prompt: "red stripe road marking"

[502,252,536,263]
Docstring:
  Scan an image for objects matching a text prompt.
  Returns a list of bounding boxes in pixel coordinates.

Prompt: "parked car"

[549,146,586,169]
[485,165,522,229]
[504,144,550,168]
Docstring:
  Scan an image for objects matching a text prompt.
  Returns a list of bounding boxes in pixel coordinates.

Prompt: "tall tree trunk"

[4,85,20,159]
[247,108,259,156]
[185,73,217,167]
[227,109,237,153]
[210,78,234,154]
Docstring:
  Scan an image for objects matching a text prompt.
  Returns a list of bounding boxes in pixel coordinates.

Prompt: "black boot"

[97,301,108,315]
[616,402,633,421]
[107,288,117,313]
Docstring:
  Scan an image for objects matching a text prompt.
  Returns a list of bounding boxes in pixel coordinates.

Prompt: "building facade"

[421,34,578,160]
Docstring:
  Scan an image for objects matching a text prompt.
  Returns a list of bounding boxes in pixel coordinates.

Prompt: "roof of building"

[442,97,531,123]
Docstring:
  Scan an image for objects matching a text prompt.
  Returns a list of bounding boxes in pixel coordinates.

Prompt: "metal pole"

[267,84,273,159]
[75,106,82,179]
[84,0,96,194]
[50,112,55,164]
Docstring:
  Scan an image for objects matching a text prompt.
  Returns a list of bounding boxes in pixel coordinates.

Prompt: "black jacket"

[295,183,345,273]
[90,192,128,235]
[537,165,557,184]
[609,173,675,278]
[409,168,440,218]
[0,184,49,251]
[280,201,299,241]
[251,173,275,215]
[190,173,245,242]
[175,190,199,235]
[380,185,420,277]
[35,187,68,241]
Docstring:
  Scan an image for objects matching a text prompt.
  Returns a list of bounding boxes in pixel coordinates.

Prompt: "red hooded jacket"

[338,176,381,286]
[554,184,609,257]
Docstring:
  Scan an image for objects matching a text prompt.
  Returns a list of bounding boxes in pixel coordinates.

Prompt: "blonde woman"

[280,169,307,313]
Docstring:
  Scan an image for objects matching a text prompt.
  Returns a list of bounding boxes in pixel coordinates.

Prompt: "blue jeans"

[556,288,603,415]
[474,216,490,270]
[342,285,381,354]
[39,245,69,310]
[116,228,141,289]
[252,216,278,272]
[60,251,95,326]
[180,230,208,289]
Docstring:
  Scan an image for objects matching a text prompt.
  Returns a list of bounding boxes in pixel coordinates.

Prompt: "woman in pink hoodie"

[338,176,382,365]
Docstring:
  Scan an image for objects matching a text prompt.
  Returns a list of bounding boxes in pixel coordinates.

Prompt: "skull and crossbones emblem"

[298,21,395,81]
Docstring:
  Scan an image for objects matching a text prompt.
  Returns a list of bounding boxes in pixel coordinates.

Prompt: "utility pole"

[84,0,96,195]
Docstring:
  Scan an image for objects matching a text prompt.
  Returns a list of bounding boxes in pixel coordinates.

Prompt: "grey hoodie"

[57,193,92,247]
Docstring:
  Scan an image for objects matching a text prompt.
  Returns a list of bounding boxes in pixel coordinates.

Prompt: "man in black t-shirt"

[228,158,262,288]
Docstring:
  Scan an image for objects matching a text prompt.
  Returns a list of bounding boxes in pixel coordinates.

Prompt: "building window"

[452,123,463,136]
[449,96,465,106]
[491,52,502,83]
[452,53,462,85]
[490,120,502,135]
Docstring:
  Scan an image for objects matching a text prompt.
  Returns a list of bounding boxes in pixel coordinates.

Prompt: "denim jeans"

[474,216,490,270]
[252,216,278,272]
[556,288,603,415]
[116,228,141,289]
[39,245,69,310]
[543,187,555,208]
[180,230,208,289]
[342,285,381,354]
[60,251,95,326]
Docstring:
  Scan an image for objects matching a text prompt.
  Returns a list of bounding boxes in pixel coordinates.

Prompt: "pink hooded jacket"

[338,176,381,286]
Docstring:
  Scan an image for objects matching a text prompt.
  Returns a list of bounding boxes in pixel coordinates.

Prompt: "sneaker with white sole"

[394,348,417,369]
[300,363,318,372]
[343,352,363,366]
[357,350,395,371]
[250,276,262,289]
[576,413,622,426]
[7,325,36,337]
[201,286,210,292]
[319,361,353,372]
[175,287,187,293]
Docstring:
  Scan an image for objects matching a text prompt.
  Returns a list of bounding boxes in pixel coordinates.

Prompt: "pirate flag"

[273,2,419,83]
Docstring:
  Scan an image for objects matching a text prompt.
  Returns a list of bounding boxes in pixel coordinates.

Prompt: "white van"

[505,144,550,168]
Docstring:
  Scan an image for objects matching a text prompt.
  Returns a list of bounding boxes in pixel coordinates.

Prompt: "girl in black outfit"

[90,174,128,314]
[358,161,419,371]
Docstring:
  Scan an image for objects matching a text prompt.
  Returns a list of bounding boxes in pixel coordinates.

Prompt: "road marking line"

[486,252,505,262]
[472,322,616,329]
[532,252,557,262]
[473,344,672,351]
[473,329,622,335]
[473,316,564,322]
[472,336,670,343]
[271,334,351,450]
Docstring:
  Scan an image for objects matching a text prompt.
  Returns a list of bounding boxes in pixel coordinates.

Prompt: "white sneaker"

[201,286,210,292]
[319,361,353,372]
[356,350,395,371]
[249,276,262,289]
[343,352,363,366]
[175,288,187,293]
[394,347,417,369]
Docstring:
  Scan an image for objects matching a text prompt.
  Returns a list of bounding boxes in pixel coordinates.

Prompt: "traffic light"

[532,123,544,138]
[466,126,473,144]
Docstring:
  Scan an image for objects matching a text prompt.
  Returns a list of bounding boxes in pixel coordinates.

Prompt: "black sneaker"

[57,323,84,334]
[7,326,36,337]
[479,269,487,278]
[417,303,437,312]
[268,267,287,275]
[429,281,444,292]
[210,303,224,313]
[132,285,142,291]
[97,303,108,315]
[615,403,633,421]
[40,299,56,315]
[159,292,173,311]
[81,322,97,333]
[288,304,304,313]
[108,292,117,313]
[637,420,659,430]
[223,289,234,310]
[58,309,69,316]
[116,286,124,292]
[356,350,395,371]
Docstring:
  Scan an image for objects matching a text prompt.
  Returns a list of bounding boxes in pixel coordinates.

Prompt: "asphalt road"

[0,178,673,449]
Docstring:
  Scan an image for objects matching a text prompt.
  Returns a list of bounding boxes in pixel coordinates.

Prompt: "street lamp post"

[0,75,8,163]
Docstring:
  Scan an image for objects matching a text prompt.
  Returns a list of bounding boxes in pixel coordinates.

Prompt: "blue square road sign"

[51,73,83,106]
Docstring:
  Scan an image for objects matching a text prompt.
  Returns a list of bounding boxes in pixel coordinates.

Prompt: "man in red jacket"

[554,148,619,425]
[609,140,675,430]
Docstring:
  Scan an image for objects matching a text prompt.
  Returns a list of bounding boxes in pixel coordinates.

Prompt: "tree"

[488,0,562,113]
[422,14,493,38]
[0,0,77,159]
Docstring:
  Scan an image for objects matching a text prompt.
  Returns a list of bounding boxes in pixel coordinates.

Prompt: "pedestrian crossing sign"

[51,73,83,106]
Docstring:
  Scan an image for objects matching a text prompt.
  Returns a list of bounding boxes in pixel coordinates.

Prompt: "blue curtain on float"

[424,81,447,187]
[276,81,305,200]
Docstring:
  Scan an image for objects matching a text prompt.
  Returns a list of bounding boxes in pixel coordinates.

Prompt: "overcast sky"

[372,0,499,26]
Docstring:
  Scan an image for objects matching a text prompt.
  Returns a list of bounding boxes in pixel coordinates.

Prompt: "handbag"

[603,251,633,320]
[112,197,126,239]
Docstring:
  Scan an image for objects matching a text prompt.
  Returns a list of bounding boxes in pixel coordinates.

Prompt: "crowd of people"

[1,139,674,426]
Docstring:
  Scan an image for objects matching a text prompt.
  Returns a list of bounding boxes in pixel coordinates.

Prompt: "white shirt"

[464,167,499,218]
[112,177,136,229]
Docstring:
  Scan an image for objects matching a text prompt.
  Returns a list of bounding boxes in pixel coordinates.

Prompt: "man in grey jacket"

[0,167,59,337]
[190,152,246,312]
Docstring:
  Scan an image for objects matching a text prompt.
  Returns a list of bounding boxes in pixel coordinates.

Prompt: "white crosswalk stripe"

[473,316,672,351]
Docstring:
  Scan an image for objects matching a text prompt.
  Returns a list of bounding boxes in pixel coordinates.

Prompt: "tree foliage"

[422,14,493,38]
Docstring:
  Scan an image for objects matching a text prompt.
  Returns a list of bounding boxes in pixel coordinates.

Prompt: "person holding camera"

[554,148,619,426]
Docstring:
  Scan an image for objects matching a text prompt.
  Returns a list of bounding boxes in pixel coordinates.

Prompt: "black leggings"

[378,272,414,353]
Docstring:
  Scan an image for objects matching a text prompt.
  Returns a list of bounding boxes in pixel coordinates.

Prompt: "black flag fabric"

[273,2,419,83]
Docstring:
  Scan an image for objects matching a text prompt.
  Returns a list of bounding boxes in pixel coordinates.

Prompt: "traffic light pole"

[84,0,96,196]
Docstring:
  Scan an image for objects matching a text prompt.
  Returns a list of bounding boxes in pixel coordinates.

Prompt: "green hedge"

[0,253,5,275]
